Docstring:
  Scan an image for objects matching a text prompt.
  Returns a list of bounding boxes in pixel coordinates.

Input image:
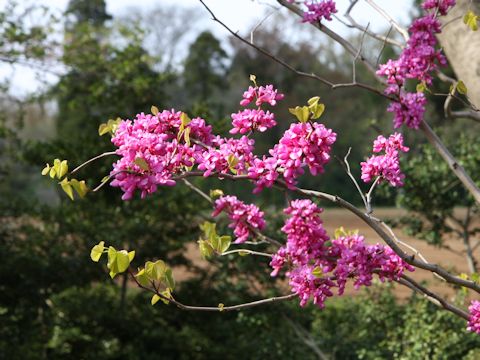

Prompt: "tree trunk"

[437,0,480,108]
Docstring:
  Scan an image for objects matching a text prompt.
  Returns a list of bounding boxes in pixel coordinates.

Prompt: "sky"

[0,0,414,96]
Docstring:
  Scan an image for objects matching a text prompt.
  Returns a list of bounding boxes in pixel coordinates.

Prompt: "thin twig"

[182,179,212,203]
[221,249,273,258]
[129,269,296,312]
[365,176,380,213]
[398,275,469,320]
[419,120,480,204]
[337,147,367,210]
[70,151,117,175]
[364,0,410,41]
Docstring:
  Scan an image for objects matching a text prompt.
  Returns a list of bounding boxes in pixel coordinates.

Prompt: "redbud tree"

[42,0,480,335]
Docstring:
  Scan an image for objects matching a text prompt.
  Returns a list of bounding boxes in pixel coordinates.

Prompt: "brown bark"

[437,0,480,108]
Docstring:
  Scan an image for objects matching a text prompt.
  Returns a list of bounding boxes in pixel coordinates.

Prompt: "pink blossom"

[271,122,337,187]
[230,109,277,134]
[212,195,265,243]
[377,1,455,129]
[110,110,210,200]
[468,300,480,334]
[302,1,337,23]
[422,0,456,15]
[388,91,427,129]
[247,156,279,194]
[288,265,335,307]
[240,85,284,107]
[331,235,414,295]
[271,199,414,307]
[197,136,255,177]
[361,133,409,187]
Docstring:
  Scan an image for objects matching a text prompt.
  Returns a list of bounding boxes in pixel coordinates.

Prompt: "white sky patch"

[0,0,413,97]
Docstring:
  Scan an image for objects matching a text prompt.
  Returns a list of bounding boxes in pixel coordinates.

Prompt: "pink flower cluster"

[212,195,266,243]
[271,199,414,308]
[377,0,455,128]
[240,85,284,107]
[110,111,213,200]
[230,109,276,135]
[387,91,427,129]
[248,122,337,191]
[361,133,409,187]
[231,84,283,135]
[302,1,337,23]
[422,0,456,15]
[198,136,255,177]
[330,235,415,295]
[467,300,480,334]
[270,199,332,307]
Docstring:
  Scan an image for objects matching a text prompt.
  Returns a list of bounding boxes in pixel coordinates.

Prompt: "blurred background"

[1,0,480,358]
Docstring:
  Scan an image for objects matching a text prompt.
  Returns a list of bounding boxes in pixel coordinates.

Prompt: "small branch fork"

[364,0,410,41]
[341,0,403,48]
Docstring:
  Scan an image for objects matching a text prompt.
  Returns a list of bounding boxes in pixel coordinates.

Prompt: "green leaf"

[310,103,325,119]
[209,189,224,199]
[151,105,159,115]
[200,222,217,241]
[151,294,161,305]
[198,240,214,259]
[449,83,455,95]
[59,178,74,200]
[128,251,135,262]
[134,157,149,171]
[238,250,250,256]
[41,164,50,176]
[107,246,121,278]
[464,10,479,31]
[49,167,56,179]
[90,241,105,262]
[135,268,150,287]
[107,247,117,266]
[457,80,468,95]
[289,106,310,123]
[210,233,220,252]
[70,179,89,198]
[300,106,310,122]
[218,303,225,312]
[312,266,323,278]
[116,250,130,273]
[99,118,122,136]
[307,96,320,106]
[180,112,191,126]
[219,236,231,254]
[145,260,166,281]
[249,74,257,86]
[184,126,191,146]
[416,82,426,93]
[334,226,346,239]
[472,272,480,283]
[227,154,239,168]
[98,123,110,136]
[58,160,68,178]
[160,288,172,304]
[164,267,175,290]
